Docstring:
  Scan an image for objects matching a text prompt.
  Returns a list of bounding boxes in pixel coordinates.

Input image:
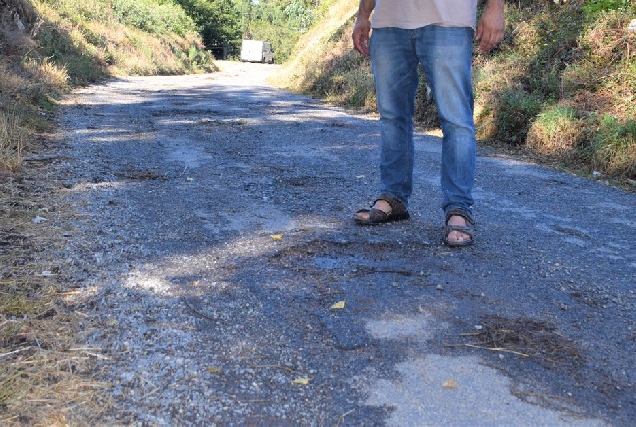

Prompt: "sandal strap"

[444,224,474,238]
[376,194,407,215]
[445,208,474,225]
[356,207,389,222]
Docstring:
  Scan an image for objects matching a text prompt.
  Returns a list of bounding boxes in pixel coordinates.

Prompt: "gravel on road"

[43,61,636,425]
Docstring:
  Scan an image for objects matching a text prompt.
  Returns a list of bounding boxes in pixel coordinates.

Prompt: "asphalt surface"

[50,60,635,425]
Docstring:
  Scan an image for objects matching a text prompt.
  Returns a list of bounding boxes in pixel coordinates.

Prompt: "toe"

[448,229,470,242]
[355,210,371,221]
[445,215,471,243]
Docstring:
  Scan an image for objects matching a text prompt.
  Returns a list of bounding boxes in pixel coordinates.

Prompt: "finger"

[353,31,370,56]
[479,31,501,53]
[475,22,484,42]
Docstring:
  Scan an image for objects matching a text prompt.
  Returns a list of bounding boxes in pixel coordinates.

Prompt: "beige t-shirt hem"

[371,0,478,30]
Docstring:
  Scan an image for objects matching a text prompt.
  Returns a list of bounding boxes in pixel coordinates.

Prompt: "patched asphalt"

[48,61,635,425]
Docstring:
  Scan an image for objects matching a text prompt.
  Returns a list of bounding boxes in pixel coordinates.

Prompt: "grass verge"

[277,0,636,189]
[1,162,110,425]
[1,0,218,423]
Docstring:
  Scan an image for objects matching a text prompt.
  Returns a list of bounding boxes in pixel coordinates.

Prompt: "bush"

[527,104,585,155]
[591,115,636,178]
[582,0,633,14]
[110,0,196,36]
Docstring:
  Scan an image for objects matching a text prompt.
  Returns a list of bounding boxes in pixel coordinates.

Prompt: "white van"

[240,40,274,64]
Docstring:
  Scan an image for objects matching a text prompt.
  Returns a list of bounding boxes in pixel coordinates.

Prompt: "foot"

[445,215,472,244]
[354,199,391,222]
[354,195,410,225]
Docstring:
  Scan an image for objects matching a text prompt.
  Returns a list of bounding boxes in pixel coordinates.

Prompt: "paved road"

[52,61,635,425]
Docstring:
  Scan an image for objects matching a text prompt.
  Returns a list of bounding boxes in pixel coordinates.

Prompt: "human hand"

[352,18,371,57]
[475,0,505,53]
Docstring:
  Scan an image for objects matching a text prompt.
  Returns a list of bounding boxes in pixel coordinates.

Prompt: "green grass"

[279,0,636,184]
[592,115,636,176]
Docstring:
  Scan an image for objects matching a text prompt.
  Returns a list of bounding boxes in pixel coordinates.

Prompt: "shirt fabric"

[371,0,478,29]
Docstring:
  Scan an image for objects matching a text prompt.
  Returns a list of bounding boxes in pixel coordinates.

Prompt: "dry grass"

[279,0,636,186]
[0,0,218,423]
[0,166,111,425]
[273,0,360,96]
[452,315,583,366]
[0,112,25,171]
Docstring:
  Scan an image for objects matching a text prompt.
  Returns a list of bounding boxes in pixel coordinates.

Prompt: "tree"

[174,0,241,48]
[234,0,319,62]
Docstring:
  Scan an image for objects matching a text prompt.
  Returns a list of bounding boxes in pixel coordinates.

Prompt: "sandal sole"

[354,212,410,226]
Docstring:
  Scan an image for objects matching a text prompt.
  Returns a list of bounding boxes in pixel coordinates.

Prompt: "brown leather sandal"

[354,194,410,226]
[443,209,475,247]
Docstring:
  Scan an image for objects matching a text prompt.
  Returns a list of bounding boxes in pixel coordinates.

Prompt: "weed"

[527,104,585,155]
[591,115,636,177]
[0,111,25,171]
[278,0,636,187]
[582,0,633,15]
[479,88,544,145]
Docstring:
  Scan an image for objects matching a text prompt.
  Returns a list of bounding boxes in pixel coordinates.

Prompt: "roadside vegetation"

[0,0,323,423]
[1,0,635,424]
[1,0,215,424]
[277,0,636,188]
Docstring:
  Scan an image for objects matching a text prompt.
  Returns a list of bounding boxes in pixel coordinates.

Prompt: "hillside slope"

[1,0,216,423]
[277,0,636,187]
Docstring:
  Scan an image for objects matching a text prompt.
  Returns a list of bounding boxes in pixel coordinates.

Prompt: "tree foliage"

[174,0,321,62]
[110,0,197,36]
[174,0,242,47]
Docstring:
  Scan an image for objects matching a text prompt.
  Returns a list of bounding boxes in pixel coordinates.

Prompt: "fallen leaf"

[292,377,310,385]
[207,367,222,374]
[270,234,283,240]
[330,300,345,309]
[442,379,457,389]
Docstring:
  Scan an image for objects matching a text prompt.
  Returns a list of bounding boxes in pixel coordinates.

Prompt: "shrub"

[527,104,585,155]
[591,115,636,177]
[110,0,196,36]
[479,89,544,145]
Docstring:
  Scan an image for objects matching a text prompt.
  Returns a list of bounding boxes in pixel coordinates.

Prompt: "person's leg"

[416,25,476,243]
[361,28,419,219]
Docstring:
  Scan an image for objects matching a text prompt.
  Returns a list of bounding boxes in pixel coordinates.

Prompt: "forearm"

[476,0,505,52]
[356,0,375,21]
[353,0,375,56]
[486,0,504,14]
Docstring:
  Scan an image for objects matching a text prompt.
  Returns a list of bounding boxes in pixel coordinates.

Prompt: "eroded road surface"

[51,61,635,425]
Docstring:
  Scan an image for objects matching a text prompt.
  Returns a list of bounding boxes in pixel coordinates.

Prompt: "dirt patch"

[457,315,583,367]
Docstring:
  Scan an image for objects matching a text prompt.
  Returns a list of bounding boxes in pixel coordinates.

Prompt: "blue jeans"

[370,26,476,218]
